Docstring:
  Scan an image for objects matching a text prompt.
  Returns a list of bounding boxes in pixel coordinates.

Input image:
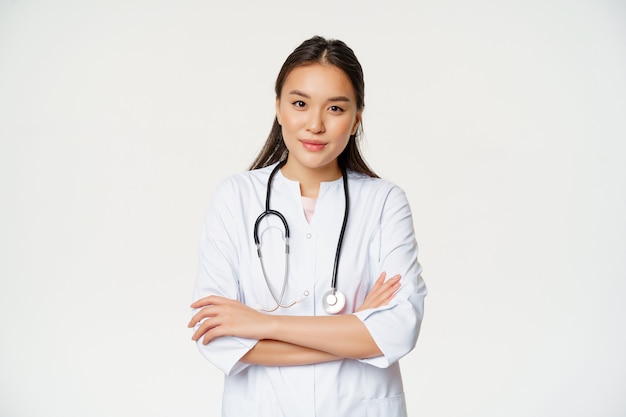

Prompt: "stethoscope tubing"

[329,171,349,294]
[254,159,290,246]
[253,159,349,313]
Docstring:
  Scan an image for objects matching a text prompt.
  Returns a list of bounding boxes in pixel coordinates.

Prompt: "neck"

[280,158,342,198]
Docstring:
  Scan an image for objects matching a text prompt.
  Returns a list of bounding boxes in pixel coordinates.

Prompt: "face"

[276,63,362,180]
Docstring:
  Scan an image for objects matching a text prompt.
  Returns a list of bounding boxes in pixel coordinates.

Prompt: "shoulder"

[212,164,275,197]
[347,171,406,197]
[346,171,413,219]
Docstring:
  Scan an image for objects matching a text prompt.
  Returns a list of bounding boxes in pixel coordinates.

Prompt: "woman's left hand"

[188,296,268,345]
[356,272,401,312]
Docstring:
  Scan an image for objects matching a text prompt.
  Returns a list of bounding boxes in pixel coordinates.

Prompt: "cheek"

[279,115,302,145]
[333,118,357,137]
[279,121,296,141]
[279,112,303,132]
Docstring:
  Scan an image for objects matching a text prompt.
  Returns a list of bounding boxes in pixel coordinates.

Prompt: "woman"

[189,36,427,417]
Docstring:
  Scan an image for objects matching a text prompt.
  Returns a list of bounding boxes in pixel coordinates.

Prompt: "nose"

[306,109,325,134]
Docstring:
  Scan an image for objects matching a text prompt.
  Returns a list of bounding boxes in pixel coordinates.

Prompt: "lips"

[300,139,326,151]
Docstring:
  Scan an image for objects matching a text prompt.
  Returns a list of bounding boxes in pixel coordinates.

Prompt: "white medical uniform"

[193,163,427,417]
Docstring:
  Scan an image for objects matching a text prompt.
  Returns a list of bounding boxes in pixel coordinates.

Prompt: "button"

[306,233,312,239]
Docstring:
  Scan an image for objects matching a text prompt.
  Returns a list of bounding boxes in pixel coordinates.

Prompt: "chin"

[296,157,336,170]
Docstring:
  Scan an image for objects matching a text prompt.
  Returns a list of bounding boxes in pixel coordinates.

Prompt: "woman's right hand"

[356,272,401,312]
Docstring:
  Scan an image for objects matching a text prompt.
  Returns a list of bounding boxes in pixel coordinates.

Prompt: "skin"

[189,63,401,366]
[189,273,401,365]
[276,63,362,198]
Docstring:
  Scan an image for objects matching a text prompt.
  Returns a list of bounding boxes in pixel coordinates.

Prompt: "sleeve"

[353,185,427,368]
[191,178,258,376]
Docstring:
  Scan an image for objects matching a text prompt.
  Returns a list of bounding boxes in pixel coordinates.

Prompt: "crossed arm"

[188,272,401,366]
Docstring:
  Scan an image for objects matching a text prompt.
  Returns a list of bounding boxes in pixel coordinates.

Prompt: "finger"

[192,317,220,341]
[370,278,401,308]
[190,295,227,309]
[202,321,231,345]
[370,275,399,299]
[368,272,386,292]
[384,278,401,294]
[366,292,390,309]
[376,272,388,288]
[372,272,391,293]
[203,330,220,345]
[190,296,212,309]
[384,274,401,284]
[188,307,208,328]
[383,281,401,301]
[191,320,207,341]
[188,305,221,328]
[379,275,401,291]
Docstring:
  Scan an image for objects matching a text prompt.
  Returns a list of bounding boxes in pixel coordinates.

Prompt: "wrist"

[262,314,281,341]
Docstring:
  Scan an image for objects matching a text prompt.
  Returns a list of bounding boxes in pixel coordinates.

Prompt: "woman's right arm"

[192,179,260,376]
[193,179,342,372]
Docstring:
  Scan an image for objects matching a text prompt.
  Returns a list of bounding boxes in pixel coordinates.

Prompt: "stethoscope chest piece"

[322,289,346,314]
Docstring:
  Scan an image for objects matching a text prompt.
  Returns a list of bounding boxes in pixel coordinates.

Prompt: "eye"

[329,105,344,113]
[292,100,306,108]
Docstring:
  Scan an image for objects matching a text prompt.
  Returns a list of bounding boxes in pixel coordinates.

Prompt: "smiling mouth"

[300,140,326,151]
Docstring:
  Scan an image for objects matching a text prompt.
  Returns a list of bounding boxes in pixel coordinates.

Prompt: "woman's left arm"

[353,185,427,367]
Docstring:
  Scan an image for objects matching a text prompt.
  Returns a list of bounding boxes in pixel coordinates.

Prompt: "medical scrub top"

[192,163,427,417]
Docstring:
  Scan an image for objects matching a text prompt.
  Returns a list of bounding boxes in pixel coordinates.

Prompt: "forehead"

[281,64,356,100]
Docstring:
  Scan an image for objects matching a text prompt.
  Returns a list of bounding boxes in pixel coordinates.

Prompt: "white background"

[1,1,625,416]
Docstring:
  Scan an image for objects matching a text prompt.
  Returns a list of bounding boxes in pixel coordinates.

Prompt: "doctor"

[189,36,427,417]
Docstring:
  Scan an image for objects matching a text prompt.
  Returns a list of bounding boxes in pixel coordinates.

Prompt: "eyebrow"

[287,89,351,102]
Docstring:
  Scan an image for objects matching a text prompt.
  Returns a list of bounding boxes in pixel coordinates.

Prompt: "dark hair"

[249,36,378,178]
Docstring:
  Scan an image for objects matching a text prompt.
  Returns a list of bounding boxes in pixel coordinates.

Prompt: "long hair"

[249,36,378,178]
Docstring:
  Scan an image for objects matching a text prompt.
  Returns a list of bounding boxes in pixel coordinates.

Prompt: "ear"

[351,111,362,135]
[275,98,282,125]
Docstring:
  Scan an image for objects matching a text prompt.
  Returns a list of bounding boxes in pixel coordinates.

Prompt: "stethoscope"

[253,160,349,314]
